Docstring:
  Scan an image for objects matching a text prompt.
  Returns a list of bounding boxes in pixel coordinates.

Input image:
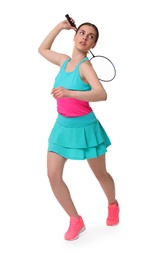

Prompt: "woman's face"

[74,25,97,52]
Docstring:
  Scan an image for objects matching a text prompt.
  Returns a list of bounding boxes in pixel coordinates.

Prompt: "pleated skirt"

[48,111,111,160]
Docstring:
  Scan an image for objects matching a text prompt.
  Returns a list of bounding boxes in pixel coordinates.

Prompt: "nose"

[83,34,87,41]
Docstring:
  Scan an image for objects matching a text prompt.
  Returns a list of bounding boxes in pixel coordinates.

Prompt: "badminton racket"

[65,14,116,82]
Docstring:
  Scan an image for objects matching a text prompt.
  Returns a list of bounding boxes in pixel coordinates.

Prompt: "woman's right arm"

[38,20,75,66]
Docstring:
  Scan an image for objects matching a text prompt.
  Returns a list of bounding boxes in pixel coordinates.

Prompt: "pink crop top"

[53,57,92,117]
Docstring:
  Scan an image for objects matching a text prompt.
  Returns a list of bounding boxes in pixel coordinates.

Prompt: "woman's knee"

[47,167,63,189]
[47,167,55,181]
[94,170,109,181]
[47,153,66,187]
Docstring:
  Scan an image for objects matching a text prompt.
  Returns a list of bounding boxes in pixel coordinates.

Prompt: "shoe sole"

[106,220,119,226]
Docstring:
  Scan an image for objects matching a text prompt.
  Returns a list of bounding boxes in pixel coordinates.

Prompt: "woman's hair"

[76,22,99,43]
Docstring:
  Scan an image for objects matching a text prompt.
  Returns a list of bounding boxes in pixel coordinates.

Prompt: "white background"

[0,0,157,259]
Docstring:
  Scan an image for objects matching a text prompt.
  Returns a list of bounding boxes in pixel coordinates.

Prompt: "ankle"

[108,200,118,206]
[69,214,80,219]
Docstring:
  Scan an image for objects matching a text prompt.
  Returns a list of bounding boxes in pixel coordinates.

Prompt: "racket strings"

[89,51,116,82]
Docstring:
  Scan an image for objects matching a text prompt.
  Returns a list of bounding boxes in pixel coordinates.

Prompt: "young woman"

[38,18,119,240]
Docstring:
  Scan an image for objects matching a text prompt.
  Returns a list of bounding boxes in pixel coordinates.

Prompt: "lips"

[80,41,86,45]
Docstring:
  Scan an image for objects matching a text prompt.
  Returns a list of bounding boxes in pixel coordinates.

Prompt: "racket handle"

[65,14,77,28]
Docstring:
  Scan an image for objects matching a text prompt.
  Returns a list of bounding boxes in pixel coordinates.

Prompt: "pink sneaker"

[106,202,120,226]
[64,216,86,240]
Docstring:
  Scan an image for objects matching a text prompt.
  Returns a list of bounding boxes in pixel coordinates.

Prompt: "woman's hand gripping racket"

[65,14,116,82]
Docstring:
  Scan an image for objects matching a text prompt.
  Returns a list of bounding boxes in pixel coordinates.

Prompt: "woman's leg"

[87,154,119,225]
[47,152,79,217]
[87,154,117,204]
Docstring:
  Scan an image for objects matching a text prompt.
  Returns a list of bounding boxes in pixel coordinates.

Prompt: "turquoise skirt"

[48,112,111,160]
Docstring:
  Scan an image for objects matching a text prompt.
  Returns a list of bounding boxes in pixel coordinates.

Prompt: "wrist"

[68,90,74,98]
[56,22,63,31]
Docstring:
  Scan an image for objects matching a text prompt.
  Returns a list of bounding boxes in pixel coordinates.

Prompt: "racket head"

[90,55,116,82]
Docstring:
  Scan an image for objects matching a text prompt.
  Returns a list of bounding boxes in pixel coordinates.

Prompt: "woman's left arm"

[72,61,107,102]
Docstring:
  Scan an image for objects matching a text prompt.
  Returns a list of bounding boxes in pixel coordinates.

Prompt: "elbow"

[38,47,43,55]
[38,44,46,56]
[101,91,107,101]
[94,91,107,102]
[104,93,107,101]
[99,88,107,101]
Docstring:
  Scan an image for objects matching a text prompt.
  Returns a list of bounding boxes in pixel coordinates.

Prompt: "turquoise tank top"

[53,57,92,91]
[53,57,92,117]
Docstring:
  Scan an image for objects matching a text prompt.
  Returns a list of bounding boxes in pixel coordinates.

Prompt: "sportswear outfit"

[48,57,111,160]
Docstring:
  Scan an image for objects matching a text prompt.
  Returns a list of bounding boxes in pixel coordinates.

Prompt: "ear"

[91,43,96,49]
